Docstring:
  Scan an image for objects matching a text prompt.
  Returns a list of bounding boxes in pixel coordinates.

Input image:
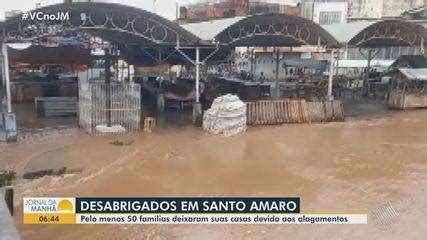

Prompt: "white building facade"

[301,1,348,25]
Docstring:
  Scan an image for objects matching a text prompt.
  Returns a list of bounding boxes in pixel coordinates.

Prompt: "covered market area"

[0,2,221,139]
[345,19,427,109]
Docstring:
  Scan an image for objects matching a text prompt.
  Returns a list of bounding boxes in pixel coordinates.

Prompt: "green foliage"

[0,170,16,187]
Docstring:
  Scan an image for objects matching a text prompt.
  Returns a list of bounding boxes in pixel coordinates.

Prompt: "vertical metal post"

[1,50,4,88]
[335,50,340,76]
[364,49,373,97]
[127,64,131,82]
[2,44,12,113]
[327,49,335,101]
[193,47,202,126]
[195,47,200,103]
[253,50,257,79]
[275,49,280,99]
[104,48,112,127]
[250,48,255,79]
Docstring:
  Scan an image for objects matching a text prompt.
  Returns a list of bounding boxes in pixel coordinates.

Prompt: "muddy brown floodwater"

[0,108,426,239]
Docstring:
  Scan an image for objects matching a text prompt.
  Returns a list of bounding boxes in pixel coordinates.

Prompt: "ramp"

[0,189,20,240]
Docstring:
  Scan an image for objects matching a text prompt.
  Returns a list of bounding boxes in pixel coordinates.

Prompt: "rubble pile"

[203,94,247,136]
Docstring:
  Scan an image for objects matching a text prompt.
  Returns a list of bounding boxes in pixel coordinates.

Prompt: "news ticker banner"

[23,197,367,225]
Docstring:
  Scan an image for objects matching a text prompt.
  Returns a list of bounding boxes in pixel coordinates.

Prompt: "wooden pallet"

[325,100,345,121]
[246,99,310,125]
[246,99,344,125]
[307,101,326,122]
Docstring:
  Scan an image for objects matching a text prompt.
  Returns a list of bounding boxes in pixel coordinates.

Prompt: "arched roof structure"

[213,14,341,48]
[347,20,427,48]
[0,2,221,66]
[0,3,343,66]
[0,2,202,47]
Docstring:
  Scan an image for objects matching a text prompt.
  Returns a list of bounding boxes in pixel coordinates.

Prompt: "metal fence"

[79,82,141,134]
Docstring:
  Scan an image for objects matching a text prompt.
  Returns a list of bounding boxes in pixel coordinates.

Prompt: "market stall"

[388,68,427,109]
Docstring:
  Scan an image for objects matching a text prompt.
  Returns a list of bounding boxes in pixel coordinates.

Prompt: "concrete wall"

[348,0,383,19]
[348,0,424,19]
[382,0,425,17]
[178,0,300,23]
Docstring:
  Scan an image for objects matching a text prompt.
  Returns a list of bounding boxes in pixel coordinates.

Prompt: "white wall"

[312,2,348,25]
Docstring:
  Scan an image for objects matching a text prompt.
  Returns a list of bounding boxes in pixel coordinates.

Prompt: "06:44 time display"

[38,215,60,223]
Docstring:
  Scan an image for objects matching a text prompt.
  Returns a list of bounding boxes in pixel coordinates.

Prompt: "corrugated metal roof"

[399,68,427,81]
[391,55,427,69]
[181,17,246,41]
[323,21,376,44]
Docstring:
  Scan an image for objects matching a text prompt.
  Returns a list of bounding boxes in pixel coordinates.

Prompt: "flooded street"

[0,105,426,239]
[3,1,427,238]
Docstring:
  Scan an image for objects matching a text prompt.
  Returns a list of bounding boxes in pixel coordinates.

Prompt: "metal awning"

[283,58,327,69]
[8,45,91,65]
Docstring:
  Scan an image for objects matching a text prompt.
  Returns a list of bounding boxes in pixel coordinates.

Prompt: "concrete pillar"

[2,44,17,142]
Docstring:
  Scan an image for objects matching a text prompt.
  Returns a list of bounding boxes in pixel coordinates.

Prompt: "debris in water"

[203,94,247,137]
[110,140,135,146]
[144,117,156,133]
[23,167,82,180]
[95,125,126,133]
